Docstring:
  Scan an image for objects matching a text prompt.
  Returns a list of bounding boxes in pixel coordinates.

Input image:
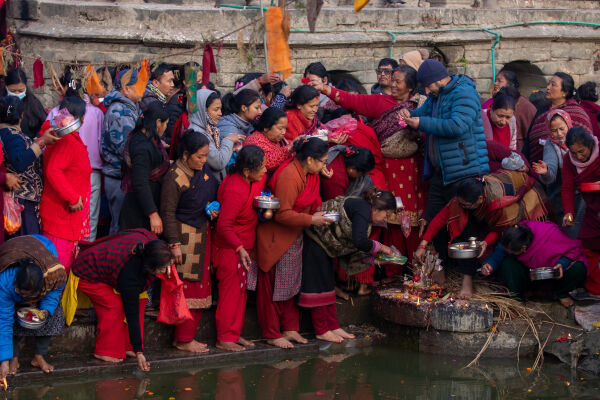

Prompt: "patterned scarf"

[546,109,572,150]
[206,113,221,149]
[147,83,167,104]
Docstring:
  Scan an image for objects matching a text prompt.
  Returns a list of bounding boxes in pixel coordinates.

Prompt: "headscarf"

[546,109,572,150]
[188,88,221,149]
[401,50,425,71]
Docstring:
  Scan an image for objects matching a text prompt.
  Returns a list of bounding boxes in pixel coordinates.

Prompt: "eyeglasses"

[375,68,394,75]
[314,157,328,165]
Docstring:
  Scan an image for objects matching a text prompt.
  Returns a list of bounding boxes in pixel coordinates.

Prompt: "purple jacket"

[47,98,105,171]
[517,221,588,271]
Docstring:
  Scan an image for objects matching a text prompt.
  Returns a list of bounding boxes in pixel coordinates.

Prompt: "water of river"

[7,344,600,399]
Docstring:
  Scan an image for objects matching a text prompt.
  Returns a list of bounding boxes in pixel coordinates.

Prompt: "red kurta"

[213,173,266,341]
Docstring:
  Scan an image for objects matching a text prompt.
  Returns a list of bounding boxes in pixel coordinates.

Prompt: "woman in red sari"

[527,72,593,162]
[562,127,600,296]
[285,85,322,141]
[213,145,267,351]
[255,138,332,348]
[243,107,291,175]
[317,66,426,275]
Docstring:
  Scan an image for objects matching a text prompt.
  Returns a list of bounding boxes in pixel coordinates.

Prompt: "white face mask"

[7,89,26,100]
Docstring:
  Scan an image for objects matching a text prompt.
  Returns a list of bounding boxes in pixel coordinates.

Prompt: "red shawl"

[270,157,321,213]
[347,118,388,190]
[169,111,190,159]
[562,150,600,240]
[243,131,291,172]
[580,100,600,139]
[527,99,592,161]
[285,109,318,141]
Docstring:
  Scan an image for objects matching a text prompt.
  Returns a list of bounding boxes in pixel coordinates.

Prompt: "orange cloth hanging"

[84,64,105,96]
[265,7,292,80]
[354,0,370,12]
[134,59,149,98]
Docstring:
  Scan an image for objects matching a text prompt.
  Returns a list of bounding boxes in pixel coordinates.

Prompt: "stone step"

[16,293,373,358]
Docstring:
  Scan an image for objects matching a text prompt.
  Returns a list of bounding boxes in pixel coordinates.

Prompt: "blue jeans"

[104,176,125,235]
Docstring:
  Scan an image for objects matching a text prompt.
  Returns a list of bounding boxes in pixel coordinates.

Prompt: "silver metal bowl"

[254,196,280,209]
[311,132,328,141]
[16,308,47,330]
[323,211,340,222]
[529,268,559,281]
[53,118,82,137]
[448,242,480,259]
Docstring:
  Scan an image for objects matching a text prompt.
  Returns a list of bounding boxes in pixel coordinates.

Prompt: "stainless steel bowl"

[16,308,47,330]
[254,196,281,209]
[529,268,558,281]
[323,211,341,222]
[53,118,82,137]
[311,133,328,141]
[448,242,480,259]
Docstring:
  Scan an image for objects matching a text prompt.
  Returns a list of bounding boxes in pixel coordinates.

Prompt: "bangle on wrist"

[418,244,427,250]
[169,243,181,249]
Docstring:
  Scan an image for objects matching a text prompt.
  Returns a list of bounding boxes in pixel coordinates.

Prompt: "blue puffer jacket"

[411,75,489,185]
[101,90,140,179]
[0,235,65,362]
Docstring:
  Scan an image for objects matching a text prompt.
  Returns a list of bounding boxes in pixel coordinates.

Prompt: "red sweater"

[213,173,266,251]
[423,205,499,245]
[40,122,92,241]
[329,88,397,118]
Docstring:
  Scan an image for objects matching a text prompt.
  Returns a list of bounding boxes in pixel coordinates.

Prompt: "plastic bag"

[3,192,24,235]
[157,268,193,325]
[400,212,411,239]
[324,115,357,140]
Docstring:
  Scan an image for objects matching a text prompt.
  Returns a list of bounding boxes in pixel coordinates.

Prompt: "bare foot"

[94,354,124,363]
[267,337,294,349]
[174,340,210,353]
[125,351,136,358]
[335,286,350,300]
[357,284,372,296]
[316,331,344,343]
[31,355,54,373]
[457,274,473,299]
[216,341,245,352]
[559,297,575,307]
[237,337,255,348]
[283,330,308,344]
[9,357,19,375]
[332,328,355,339]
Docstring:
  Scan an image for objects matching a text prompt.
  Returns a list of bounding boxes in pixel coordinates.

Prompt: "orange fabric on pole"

[134,59,149,98]
[265,7,292,80]
[85,64,105,96]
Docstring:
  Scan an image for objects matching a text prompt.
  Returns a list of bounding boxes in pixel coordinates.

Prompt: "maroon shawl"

[527,99,592,161]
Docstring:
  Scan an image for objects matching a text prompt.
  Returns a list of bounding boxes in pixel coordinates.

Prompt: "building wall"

[8,1,600,106]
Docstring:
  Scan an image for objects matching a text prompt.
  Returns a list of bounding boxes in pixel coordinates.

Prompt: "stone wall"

[7,1,600,105]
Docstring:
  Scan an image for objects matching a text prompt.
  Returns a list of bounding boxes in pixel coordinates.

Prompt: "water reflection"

[6,345,600,399]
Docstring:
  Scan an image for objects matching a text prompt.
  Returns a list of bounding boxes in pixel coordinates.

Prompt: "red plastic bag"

[324,115,357,140]
[157,267,193,325]
[3,192,23,235]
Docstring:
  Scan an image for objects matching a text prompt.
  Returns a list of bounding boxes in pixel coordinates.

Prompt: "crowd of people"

[0,50,599,376]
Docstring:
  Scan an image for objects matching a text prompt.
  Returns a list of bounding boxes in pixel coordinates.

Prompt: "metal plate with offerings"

[254,195,280,210]
[16,307,47,329]
[529,267,560,281]
[53,118,82,137]
[448,237,481,259]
